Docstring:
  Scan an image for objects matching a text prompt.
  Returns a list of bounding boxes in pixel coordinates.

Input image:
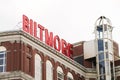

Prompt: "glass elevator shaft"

[95,16,115,80]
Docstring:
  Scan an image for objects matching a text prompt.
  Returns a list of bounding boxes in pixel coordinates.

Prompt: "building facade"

[0,16,120,80]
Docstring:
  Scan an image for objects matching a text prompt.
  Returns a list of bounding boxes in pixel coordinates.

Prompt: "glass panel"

[97,25,103,32]
[100,75,105,80]
[99,61,105,74]
[97,32,103,39]
[110,62,114,80]
[0,66,3,72]
[106,52,108,59]
[98,40,104,51]
[99,53,104,60]
[105,42,108,50]
[106,61,110,75]
[58,73,63,78]
[0,51,6,72]
[57,73,63,80]
[3,65,6,72]
[67,77,73,80]
[0,54,4,58]
[104,25,107,31]
[0,59,3,65]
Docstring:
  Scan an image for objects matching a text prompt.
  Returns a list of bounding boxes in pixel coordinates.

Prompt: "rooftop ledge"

[0,30,97,75]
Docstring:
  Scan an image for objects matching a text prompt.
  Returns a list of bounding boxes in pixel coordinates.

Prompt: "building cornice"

[0,30,97,77]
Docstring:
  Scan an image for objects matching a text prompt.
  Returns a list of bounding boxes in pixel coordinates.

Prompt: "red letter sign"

[23,15,29,33]
[38,24,44,41]
[45,29,53,47]
[61,39,67,56]
[54,35,60,51]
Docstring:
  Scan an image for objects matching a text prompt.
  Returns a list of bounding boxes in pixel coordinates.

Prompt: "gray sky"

[0,0,120,48]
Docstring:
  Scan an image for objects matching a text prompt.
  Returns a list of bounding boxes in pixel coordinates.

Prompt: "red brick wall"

[1,41,21,71]
[113,41,119,57]
[84,60,92,68]
[1,41,85,80]
[73,43,84,57]
[73,42,93,68]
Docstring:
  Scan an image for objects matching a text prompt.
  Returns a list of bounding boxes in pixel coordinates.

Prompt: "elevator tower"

[95,16,115,80]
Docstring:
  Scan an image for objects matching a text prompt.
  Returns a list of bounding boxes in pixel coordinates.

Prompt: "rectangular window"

[0,51,6,72]
[99,61,105,74]
[104,25,107,31]
[106,52,108,59]
[105,42,108,49]
[98,40,104,51]
[0,54,4,58]
[98,53,104,60]
[106,61,110,75]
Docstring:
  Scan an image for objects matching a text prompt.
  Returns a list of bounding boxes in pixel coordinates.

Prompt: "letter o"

[54,35,61,51]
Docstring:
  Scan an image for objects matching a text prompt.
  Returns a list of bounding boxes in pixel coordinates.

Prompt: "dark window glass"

[106,52,108,59]
[0,66,3,72]
[0,51,6,72]
[0,54,4,58]
[67,77,73,80]
[0,59,3,65]
[58,73,63,78]
[110,62,114,80]
[105,42,108,49]
[57,72,63,80]
[97,25,103,32]
[99,61,105,74]
[74,56,83,65]
[98,40,104,51]
[92,61,96,68]
[100,75,105,80]
[99,53,104,60]
[104,25,107,31]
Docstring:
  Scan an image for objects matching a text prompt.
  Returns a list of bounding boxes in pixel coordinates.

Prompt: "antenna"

[13,21,22,30]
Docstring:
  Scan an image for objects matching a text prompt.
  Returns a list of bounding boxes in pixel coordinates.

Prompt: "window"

[74,56,84,65]
[57,66,64,80]
[67,72,73,80]
[98,53,104,60]
[46,60,53,80]
[35,54,42,80]
[0,46,6,72]
[67,77,73,80]
[26,46,32,74]
[26,57,31,73]
[98,40,104,51]
[105,42,108,50]
[104,25,107,31]
[99,61,105,74]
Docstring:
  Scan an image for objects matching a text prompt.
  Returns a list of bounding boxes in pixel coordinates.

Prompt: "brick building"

[0,16,120,80]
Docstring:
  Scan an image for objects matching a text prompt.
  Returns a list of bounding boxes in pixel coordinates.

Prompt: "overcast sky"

[0,0,120,49]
